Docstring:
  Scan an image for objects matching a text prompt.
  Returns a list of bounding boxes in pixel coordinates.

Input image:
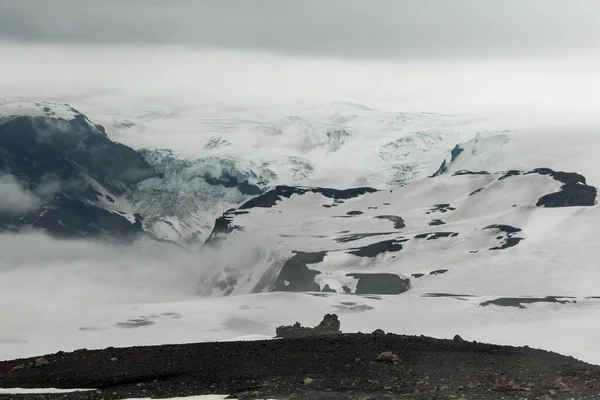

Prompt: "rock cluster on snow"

[275,313,341,338]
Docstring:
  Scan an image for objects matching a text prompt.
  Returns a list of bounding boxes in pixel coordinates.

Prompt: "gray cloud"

[0,174,40,216]
[1,0,600,58]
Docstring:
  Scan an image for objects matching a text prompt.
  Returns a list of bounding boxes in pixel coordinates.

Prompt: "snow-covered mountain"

[0,100,272,245]
[0,100,154,240]
[0,100,498,246]
[202,168,597,296]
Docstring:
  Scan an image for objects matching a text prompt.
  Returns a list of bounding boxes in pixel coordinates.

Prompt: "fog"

[3,42,600,118]
[0,174,41,216]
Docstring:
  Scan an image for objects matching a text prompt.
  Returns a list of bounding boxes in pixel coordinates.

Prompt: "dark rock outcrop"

[431,159,448,177]
[373,215,405,229]
[498,170,522,180]
[275,313,341,338]
[484,224,523,250]
[480,296,576,308]
[346,273,410,295]
[240,185,377,210]
[453,170,490,176]
[425,204,456,214]
[498,168,597,207]
[204,211,238,244]
[469,188,484,196]
[430,269,448,275]
[335,232,397,243]
[415,232,459,240]
[347,239,407,257]
[203,173,263,196]
[450,144,464,162]
[497,167,598,208]
[428,219,446,226]
[270,251,326,292]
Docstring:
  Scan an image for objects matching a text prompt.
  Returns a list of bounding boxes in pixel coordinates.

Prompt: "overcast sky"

[1,0,600,58]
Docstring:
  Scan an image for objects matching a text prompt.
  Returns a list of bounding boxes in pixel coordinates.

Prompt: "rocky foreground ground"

[1,316,600,400]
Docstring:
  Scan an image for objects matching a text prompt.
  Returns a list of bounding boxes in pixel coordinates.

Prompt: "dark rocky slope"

[0,109,155,239]
[1,325,600,399]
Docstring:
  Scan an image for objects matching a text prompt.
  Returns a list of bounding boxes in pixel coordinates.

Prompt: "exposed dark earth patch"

[469,188,484,196]
[291,251,327,264]
[414,232,459,240]
[205,211,244,244]
[347,239,407,257]
[486,224,522,234]
[490,237,523,250]
[114,319,155,329]
[4,319,600,400]
[239,185,377,210]
[453,170,490,176]
[425,203,456,214]
[346,210,363,216]
[423,293,475,298]
[499,170,522,180]
[495,168,597,207]
[346,273,410,295]
[411,273,425,278]
[334,232,396,243]
[450,144,463,162]
[321,284,336,293]
[202,173,263,196]
[428,219,446,226]
[270,252,327,293]
[531,168,598,207]
[430,269,449,275]
[484,224,524,250]
[480,296,577,308]
[373,215,405,229]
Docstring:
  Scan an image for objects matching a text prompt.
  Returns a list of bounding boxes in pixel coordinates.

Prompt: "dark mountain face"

[0,115,155,196]
[0,112,156,239]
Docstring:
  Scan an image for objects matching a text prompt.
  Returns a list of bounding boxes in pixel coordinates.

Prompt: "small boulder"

[316,314,341,334]
[10,364,25,372]
[304,377,314,385]
[453,334,465,342]
[376,351,398,362]
[372,329,385,336]
[34,357,50,367]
